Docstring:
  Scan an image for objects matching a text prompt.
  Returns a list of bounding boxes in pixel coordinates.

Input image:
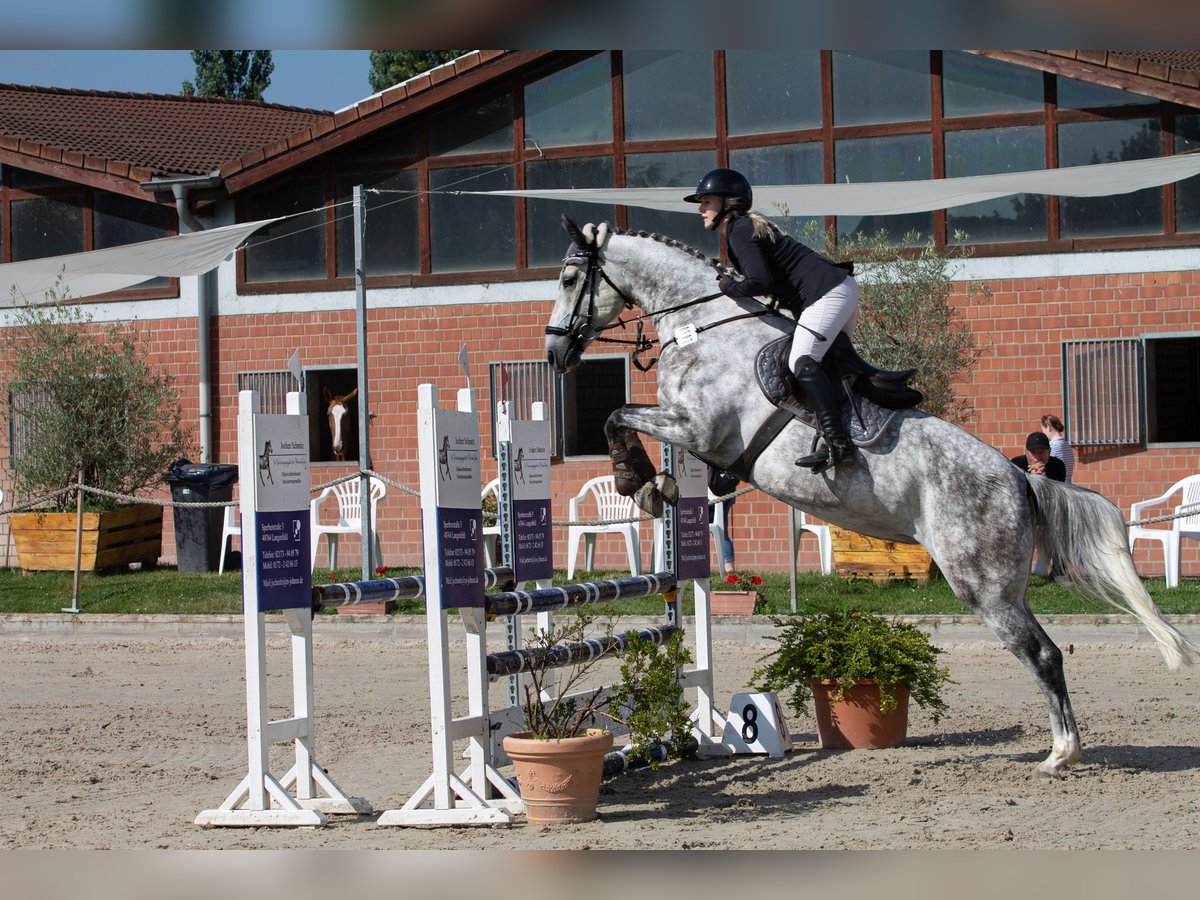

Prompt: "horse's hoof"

[633,483,663,518]
[654,473,679,505]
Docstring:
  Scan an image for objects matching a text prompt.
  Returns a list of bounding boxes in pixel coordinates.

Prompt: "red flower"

[723,571,763,591]
[329,573,337,583]
[375,566,387,576]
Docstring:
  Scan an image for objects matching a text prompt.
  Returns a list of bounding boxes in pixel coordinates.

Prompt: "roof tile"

[0,83,328,179]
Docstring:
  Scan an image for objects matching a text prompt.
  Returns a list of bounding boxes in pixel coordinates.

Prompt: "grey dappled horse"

[544,217,1198,776]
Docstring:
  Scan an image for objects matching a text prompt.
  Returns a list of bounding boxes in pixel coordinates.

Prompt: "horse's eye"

[561,272,576,289]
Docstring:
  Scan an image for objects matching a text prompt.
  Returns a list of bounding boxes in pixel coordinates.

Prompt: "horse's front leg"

[605,404,702,517]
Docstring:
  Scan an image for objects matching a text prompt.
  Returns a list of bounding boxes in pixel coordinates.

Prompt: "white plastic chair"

[796,509,833,575]
[1128,474,1200,588]
[310,476,387,571]
[566,475,641,579]
[218,504,241,575]
[482,477,502,568]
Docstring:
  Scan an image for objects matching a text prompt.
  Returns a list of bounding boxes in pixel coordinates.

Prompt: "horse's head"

[323,387,357,460]
[545,214,626,373]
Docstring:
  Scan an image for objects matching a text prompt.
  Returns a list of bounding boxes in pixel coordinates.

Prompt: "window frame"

[0,166,179,302]
[233,50,1200,296]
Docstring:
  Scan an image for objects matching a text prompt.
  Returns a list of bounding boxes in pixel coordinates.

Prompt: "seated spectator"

[1040,414,1075,483]
[1011,431,1066,481]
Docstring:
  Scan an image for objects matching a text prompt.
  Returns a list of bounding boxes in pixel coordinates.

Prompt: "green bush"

[2,280,194,511]
[752,608,952,722]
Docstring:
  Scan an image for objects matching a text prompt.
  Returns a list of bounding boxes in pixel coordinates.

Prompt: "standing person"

[707,467,739,573]
[1041,414,1075,483]
[685,168,860,474]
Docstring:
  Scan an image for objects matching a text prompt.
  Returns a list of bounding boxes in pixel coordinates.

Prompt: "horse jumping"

[323,387,357,461]
[544,216,1198,776]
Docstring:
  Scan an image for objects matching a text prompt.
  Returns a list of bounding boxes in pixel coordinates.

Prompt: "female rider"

[685,167,860,473]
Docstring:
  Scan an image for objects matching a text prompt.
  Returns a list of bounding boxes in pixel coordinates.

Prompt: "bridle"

[544,243,663,370]
[545,240,774,371]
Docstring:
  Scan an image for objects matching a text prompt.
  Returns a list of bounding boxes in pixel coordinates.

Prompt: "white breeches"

[788,275,860,367]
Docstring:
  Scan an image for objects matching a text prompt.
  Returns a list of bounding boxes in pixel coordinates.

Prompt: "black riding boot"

[792,356,856,474]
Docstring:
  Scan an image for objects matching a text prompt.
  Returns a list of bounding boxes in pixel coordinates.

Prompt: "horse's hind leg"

[947,572,1081,776]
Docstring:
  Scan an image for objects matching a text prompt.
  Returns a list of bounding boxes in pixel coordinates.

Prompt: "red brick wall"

[3,272,1198,580]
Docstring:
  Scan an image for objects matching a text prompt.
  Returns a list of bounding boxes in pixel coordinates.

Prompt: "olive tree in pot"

[2,282,193,570]
[751,608,951,749]
[502,610,694,825]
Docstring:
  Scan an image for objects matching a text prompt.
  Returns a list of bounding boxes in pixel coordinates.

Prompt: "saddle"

[725,333,924,481]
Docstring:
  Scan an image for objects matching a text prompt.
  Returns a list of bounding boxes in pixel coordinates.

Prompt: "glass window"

[7,168,69,190]
[946,126,1047,244]
[725,51,821,135]
[525,156,615,268]
[242,177,327,282]
[942,52,1043,116]
[622,51,715,142]
[10,195,84,261]
[429,165,515,272]
[1057,76,1157,110]
[562,355,627,457]
[94,192,172,288]
[429,91,513,156]
[1059,118,1162,238]
[1175,115,1200,233]
[335,170,419,276]
[524,54,613,149]
[834,134,933,243]
[730,142,824,239]
[832,51,930,126]
[624,150,718,255]
[341,130,418,163]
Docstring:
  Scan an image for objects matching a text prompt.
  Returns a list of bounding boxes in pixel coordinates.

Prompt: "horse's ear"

[344,387,358,402]
[561,213,586,247]
[322,387,332,401]
[595,222,610,247]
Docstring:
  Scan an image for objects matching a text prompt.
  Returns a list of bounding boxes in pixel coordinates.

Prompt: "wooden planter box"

[828,525,939,584]
[11,504,163,572]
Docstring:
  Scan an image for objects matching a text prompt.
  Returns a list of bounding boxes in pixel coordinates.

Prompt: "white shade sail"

[0,217,282,307]
[459,153,1200,216]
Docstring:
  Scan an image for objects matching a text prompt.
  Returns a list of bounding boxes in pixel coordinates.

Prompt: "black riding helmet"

[684,168,752,205]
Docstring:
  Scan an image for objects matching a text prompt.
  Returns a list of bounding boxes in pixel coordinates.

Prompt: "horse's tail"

[1027,476,1199,669]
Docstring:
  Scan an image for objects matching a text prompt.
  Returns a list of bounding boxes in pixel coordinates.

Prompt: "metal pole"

[789,506,798,613]
[353,184,373,581]
[63,469,84,613]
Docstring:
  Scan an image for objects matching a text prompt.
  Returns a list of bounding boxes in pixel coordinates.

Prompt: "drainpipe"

[141,174,223,463]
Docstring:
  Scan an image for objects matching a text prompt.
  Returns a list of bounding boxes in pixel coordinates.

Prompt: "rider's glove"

[717,275,738,295]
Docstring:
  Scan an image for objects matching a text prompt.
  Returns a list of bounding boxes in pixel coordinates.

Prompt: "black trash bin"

[163,460,240,573]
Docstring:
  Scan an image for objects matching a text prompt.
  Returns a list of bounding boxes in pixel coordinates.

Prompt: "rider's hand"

[718,275,737,295]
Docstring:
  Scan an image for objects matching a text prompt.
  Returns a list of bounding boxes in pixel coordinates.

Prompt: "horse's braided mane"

[613,227,735,276]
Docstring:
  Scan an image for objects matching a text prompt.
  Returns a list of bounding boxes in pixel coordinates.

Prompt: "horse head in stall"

[323,387,358,461]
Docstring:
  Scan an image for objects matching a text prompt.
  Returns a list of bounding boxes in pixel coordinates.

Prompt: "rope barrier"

[0,474,1189,530]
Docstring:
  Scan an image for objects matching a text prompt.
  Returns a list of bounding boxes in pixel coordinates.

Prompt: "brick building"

[2,50,1199,577]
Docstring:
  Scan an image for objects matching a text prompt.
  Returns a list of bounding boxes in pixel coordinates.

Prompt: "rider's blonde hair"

[726,197,779,240]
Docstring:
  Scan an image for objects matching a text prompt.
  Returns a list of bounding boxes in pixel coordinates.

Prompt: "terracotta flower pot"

[709,590,758,615]
[810,679,910,749]
[502,728,613,824]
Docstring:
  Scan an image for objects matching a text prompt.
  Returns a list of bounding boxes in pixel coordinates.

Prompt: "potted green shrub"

[2,282,193,570]
[501,610,693,824]
[751,608,951,749]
